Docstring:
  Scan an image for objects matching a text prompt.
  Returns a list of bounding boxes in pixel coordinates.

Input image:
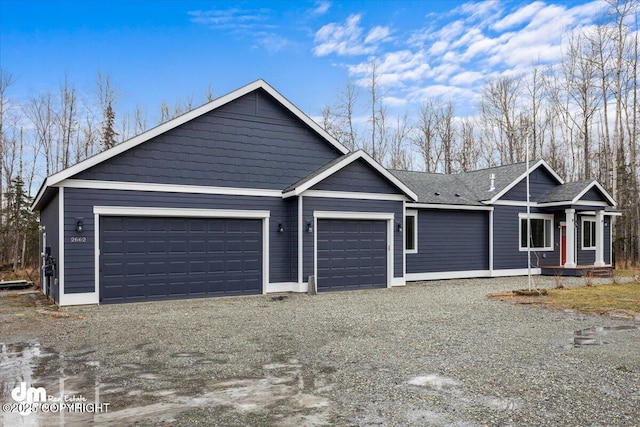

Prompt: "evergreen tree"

[5,175,38,271]
[101,101,117,150]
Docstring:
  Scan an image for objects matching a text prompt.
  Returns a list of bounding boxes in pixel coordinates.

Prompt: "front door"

[560,223,567,265]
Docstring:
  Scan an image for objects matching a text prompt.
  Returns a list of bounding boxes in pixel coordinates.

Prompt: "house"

[31,80,417,305]
[31,80,617,306]
[392,161,618,281]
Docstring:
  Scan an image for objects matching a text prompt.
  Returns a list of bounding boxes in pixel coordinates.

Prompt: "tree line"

[0,68,213,272]
[0,0,637,273]
[321,0,639,266]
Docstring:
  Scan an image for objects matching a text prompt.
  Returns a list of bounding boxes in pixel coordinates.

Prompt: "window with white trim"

[519,213,553,251]
[582,217,596,250]
[405,210,418,253]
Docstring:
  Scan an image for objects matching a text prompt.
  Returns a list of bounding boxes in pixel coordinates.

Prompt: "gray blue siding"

[63,187,297,294]
[302,197,403,281]
[75,90,341,189]
[502,167,559,201]
[406,209,489,274]
[40,190,60,303]
[311,159,400,194]
[579,187,607,202]
[492,206,561,269]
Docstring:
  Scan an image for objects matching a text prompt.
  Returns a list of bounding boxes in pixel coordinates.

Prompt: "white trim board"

[581,216,596,250]
[406,268,542,281]
[492,200,610,207]
[60,292,99,306]
[573,180,617,207]
[62,179,283,198]
[301,189,408,201]
[313,211,395,220]
[407,202,494,211]
[267,282,308,293]
[405,209,418,254]
[58,187,65,305]
[93,206,271,218]
[518,212,554,252]
[313,211,396,290]
[391,277,406,287]
[31,79,349,210]
[88,206,271,305]
[406,270,491,281]
[491,268,542,277]
[297,196,304,285]
[59,179,408,202]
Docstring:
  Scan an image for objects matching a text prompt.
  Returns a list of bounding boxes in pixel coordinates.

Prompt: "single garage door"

[100,216,262,303]
[316,219,387,291]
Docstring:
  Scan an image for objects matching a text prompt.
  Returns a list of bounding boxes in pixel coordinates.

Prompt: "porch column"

[594,210,605,266]
[564,208,576,268]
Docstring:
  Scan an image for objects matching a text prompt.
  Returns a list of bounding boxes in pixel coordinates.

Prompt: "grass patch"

[544,282,640,314]
[489,282,640,318]
[613,268,640,278]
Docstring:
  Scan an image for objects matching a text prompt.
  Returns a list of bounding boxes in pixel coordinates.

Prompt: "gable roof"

[390,170,482,206]
[465,159,564,203]
[391,159,616,208]
[284,150,418,200]
[32,79,350,211]
[539,179,616,206]
[392,159,565,208]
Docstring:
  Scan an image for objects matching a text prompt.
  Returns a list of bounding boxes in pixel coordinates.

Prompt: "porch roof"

[538,179,616,207]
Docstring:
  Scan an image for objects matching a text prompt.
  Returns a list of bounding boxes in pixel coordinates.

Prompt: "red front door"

[561,225,567,265]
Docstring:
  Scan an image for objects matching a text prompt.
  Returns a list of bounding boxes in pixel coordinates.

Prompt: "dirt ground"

[1,278,639,426]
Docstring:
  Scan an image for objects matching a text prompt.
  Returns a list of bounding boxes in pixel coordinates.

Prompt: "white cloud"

[428,40,449,56]
[429,62,461,83]
[455,0,501,20]
[365,26,392,44]
[408,84,476,104]
[381,95,408,108]
[492,1,546,31]
[312,0,606,117]
[188,7,289,54]
[311,1,331,16]
[347,50,431,88]
[314,14,379,56]
[255,33,289,53]
[449,71,485,86]
[188,8,270,29]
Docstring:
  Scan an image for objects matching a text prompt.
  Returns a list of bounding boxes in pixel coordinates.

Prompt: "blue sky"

[1,0,607,123]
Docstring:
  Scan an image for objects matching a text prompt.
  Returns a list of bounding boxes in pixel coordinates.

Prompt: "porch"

[541,265,613,278]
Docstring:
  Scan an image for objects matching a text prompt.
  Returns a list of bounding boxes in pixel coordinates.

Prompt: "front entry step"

[541,266,613,277]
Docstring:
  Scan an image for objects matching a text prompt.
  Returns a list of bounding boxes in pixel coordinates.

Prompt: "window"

[519,214,553,251]
[582,217,596,250]
[405,210,418,253]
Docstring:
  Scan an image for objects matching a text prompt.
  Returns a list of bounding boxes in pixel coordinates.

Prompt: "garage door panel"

[188,240,206,254]
[317,219,387,291]
[100,216,263,303]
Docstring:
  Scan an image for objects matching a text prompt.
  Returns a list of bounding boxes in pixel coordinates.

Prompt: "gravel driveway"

[1,276,639,426]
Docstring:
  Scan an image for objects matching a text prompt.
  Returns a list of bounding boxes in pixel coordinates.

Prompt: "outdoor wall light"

[75,220,85,233]
[397,222,402,232]
[306,222,313,233]
[278,223,284,233]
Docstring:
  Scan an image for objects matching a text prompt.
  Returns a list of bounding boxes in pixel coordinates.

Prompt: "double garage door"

[100,216,262,304]
[316,219,388,291]
[99,216,388,303]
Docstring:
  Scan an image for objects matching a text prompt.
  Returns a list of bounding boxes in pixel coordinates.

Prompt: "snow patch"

[407,374,460,390]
